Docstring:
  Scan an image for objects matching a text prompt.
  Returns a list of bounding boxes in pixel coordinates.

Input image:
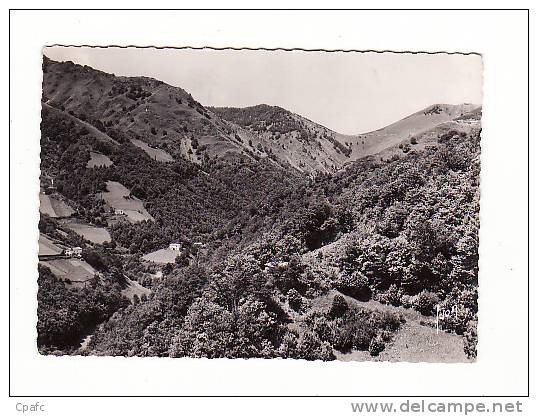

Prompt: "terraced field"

[98,181,154,223]
[38,234,64,256]
[39,193,75,218]
[87,151,113,168]
[131,138,174,162]
[39,258,96,283]
[142,248,179,264]
[62,220,111,244]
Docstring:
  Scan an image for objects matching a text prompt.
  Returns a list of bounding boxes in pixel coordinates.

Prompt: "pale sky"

[43,47,482,135]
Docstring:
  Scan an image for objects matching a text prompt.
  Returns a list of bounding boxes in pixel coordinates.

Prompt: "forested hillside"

[38,57,481,361]
[211,105,353,172]
[83,120,479,359]
[43,57,356,174]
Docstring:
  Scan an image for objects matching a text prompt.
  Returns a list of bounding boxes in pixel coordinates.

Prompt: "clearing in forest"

[142,248,179,264]
[62,219,112,244]
[39,193,75,218]
[87,151,113,168]
[38,234,64,256]
[39,258,96,283]
[131,138,174,162]
[98,181,154,223]
[122,277,152,300]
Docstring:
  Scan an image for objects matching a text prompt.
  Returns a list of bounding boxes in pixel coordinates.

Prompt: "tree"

[368,335,385,356]
[336,272,372,302]
[463,320,478,358]
[37,265,128,351]
[297,331,334,361]
[278,330,299,359]
[174,251,190,267]
[414,291,439,316]
[329,294,348,319]
[162,263,173,276]
[287,288,303,312]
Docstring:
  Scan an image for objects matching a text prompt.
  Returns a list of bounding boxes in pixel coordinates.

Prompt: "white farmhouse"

[169,242,182,251]
[65,247,83,257]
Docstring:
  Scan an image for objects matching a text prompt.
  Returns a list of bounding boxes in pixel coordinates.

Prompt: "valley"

[37,57,481,362]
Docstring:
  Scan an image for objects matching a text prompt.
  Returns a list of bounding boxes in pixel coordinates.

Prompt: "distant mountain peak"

[42,57,480,175]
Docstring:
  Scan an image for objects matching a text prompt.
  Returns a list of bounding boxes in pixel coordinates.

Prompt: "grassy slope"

[43,58,313,173]
[43,57,479,175]
[346,103,479,161]
[211,105,353,173]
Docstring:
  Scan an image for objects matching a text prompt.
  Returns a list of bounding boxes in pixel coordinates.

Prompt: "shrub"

[297,331,333,361]
[439,129,459,143]
[336,272,372,301]
[414,291,440,316]
[314,319,334,344]
[329,294,349,319]
[380,330,392,342]
[332,308,375,352]
[374,310,403,331]
[437,300,475,335]
[459,288,479,313]
[278,330,299,359]
[463,320,477,359]
[328,304,402,354]
[175,251,190,268]
[368,335,385,356]
[305,311,334,343]
[410,137,418,145]
[332,325,354,352]
[376,284,403,306]
[319,341,336,361]
[401,295,413,309]
[287,288,303,312]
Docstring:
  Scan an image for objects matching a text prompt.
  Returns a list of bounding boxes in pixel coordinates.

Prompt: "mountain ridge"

[42,56,480,175]
[38,55,482,361]
[43,57,347,174]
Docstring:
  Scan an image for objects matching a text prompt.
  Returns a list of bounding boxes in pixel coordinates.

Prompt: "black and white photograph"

[37,46,482,362]
[6,5,533,412]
